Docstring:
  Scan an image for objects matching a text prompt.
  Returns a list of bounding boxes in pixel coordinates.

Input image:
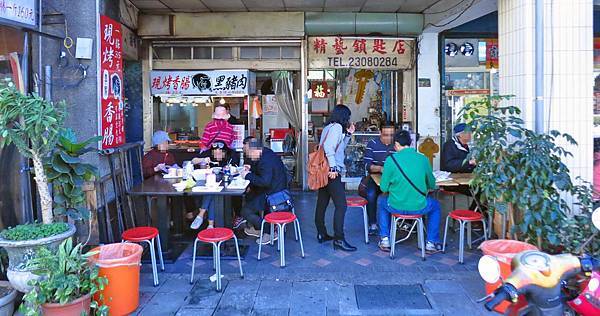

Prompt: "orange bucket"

[88,243,143,316]
[480,240,538,313]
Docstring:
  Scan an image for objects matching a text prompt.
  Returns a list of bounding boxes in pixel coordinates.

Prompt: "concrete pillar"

[498,0,594,191]
[417,32,442,170]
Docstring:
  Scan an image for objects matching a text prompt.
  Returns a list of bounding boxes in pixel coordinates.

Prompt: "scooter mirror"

[478,255,501,284]
[592,207,600,231]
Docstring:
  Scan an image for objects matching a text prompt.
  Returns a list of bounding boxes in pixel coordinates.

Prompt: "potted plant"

[0,82,75,292]
[19,239,108,316]
[463,95,595,252]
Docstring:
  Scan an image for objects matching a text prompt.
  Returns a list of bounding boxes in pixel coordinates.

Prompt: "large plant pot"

[0,281,17,316]
[41,293,91,316]
[0,223,76,293]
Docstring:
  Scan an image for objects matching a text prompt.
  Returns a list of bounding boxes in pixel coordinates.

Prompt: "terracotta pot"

[40,293,91,316]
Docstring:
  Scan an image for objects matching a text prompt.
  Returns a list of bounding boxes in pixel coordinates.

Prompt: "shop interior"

[307,68,416,180]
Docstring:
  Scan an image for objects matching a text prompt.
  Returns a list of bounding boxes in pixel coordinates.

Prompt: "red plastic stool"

[258,212,305,267]
[390,214,425,261]
[346,197,369,244]
[442,210,488,264]
[122,226,164,286]
[190,228,243,291]
[439,189,459,210]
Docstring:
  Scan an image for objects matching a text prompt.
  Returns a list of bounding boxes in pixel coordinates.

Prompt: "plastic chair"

[346,197,369,244]
[442,209,488,264]
[390,213,425,261]
[190,228,243,291]
[258,212,305,267]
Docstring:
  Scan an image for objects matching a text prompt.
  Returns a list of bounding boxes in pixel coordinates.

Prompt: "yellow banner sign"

[307,36,414,70]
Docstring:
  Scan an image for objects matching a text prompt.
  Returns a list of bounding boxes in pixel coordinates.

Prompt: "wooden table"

[370,173,473,187]
[129,175,247,261]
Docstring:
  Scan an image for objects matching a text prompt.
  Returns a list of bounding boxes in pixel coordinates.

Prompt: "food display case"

[343,132,380,180]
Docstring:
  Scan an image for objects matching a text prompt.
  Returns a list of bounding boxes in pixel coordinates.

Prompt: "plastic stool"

[346,197,369,244]
[122,226,164,286]
[190,228,243,291]
[258,212,305,267]
[390,213,425,261]
[442,210,488,264]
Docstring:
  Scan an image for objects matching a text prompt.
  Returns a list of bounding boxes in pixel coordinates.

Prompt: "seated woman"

[188,141,240,229]
[142,130,175,179]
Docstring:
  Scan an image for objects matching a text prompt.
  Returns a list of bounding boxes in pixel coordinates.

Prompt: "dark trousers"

[241,193,267,229]
[364,177,380,225]
[315,176,347,239]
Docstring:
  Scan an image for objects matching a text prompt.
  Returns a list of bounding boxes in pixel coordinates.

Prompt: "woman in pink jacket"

[200,105,235,150]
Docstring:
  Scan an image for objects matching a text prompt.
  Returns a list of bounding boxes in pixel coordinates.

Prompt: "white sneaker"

[256,232,279,245]
[378,237,391,252]
[190,215,204,230]
[425,241,442,253]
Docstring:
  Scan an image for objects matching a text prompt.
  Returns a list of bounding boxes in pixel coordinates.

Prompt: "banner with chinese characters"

[307,37,414,70]
[0,0,36,28]
[99,15,125,149]
[150,70,256,96]
[486,39,499,69]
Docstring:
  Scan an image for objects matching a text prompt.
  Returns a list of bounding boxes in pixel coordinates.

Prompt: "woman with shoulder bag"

[314,104,357,252]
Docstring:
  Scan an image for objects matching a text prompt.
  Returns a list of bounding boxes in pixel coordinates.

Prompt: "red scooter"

[477,209,600,316]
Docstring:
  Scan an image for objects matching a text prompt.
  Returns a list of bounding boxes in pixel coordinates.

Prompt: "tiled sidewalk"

[135,192,494,315]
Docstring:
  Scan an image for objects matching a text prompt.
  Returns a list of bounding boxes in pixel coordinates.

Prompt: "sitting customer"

[377,130,442,253]
[240,139,289,244]
[362,125,396,235]
[188,141,240,230]
[142,130,175,179]
[441,123,475,173]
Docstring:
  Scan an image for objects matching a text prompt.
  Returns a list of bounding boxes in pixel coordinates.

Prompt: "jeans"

[196,196,215,221]
[377,195,441,243]
[364,177,381,225]
[315,176,347,239]
[241,193,267,229]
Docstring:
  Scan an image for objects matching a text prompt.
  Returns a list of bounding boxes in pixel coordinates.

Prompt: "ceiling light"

[219,97,226,105]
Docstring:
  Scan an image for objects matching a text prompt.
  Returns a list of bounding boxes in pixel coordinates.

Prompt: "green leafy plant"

[0,81,65,224]
[45,128,100,220]
[19,239,108,316]
[463,95,595,251]
[0,223,69,241]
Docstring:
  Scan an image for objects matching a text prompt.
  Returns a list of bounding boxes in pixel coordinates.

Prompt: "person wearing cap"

[142,131,176,179]
[200,105,235,149]
[441,123,476,173]
[239,139,289,244]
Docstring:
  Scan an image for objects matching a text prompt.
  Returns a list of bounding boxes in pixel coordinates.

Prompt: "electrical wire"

[63,20,75,58]
[424,0,476,29]
[423,0,469,15]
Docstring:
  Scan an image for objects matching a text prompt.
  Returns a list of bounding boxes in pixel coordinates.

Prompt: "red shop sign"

[311,81,328,98]
[99,15,125,149]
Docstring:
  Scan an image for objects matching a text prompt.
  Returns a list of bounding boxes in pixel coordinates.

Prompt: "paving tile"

[251,308,290,316]
[186,280,225,308]
[175,307,214,316]
[424,280,468,294]
[313,258,332,267]
[158,273,195,293]
[253,280,292,309]
[354,258,372,267]
[214,305,252,316]
[138,291,187,316]
[218,279,261,310]
[288,282,328,315]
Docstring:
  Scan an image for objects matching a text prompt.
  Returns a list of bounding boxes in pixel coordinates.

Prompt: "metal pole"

[44,65,51,101]
[20,32,34,223]
[534,0,544,133]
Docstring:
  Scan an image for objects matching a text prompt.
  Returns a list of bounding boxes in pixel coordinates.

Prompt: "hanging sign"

[310,81,328,98]
[0,0,36,28]
[99,15,125,149]
[150,70,256,96]
[307,36,414,70]
[486,39,499,69]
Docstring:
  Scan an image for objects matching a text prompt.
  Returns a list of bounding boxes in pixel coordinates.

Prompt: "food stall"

[149,70,256,164]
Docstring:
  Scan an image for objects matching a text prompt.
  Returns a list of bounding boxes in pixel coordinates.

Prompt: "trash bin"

[89,243,143,316]
[480,239,538,313]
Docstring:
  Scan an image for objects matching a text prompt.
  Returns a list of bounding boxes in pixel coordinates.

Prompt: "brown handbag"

[307,128,341,191]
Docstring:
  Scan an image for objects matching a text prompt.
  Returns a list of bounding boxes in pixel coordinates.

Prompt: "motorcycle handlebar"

[484,289,510,311]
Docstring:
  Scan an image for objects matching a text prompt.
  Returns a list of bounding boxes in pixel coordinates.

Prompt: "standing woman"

[314,104,357,252]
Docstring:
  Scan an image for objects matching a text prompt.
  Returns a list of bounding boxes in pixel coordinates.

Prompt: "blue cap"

[152,130,171,146]
[453,123,468,134]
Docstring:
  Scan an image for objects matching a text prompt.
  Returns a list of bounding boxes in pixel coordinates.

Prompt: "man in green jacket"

[377,130,442,253]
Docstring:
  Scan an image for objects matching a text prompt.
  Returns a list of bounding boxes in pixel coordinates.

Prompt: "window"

[261,47,280,59]
[213,47,233,59]
[240,46,259,59]
[282,46,300,59]
[193,47,211,59]
[172,47,191,59]
[153,47,171,59]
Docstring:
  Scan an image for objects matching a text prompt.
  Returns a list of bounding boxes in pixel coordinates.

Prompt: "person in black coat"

[441,123,476,173]
[240,139,289,243]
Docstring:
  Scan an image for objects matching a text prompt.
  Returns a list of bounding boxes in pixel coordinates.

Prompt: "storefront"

[144,40,304,181]
[305,36,417,183]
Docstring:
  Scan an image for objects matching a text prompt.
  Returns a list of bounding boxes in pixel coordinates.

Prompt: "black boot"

[317,233,334,244]
[333,239,357,252]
